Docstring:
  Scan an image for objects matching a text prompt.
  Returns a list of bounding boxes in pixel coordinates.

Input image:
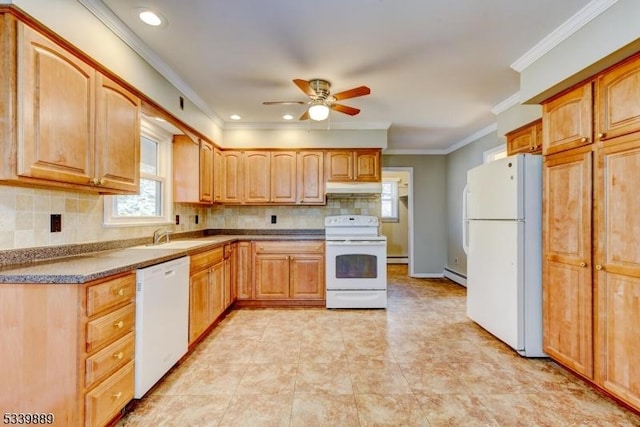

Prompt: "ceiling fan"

[263,79,370,121]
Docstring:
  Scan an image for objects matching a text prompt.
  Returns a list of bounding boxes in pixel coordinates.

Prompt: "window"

[103,118,173,226]
[483,145,508,163]
[381,179,399,222]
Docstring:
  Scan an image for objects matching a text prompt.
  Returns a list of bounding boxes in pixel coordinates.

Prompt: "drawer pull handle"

[114,288,125,296]
[113,351,124,360]
[595,264,603,271]
[579,261,586,267]
[114,320,124,329]
[112,391,122,400]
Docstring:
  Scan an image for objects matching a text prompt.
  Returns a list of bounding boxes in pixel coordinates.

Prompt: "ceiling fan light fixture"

[308,103,330,121]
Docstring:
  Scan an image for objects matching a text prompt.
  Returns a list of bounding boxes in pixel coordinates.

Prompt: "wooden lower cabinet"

[236,241,253,299]
[240,240,325,306]
[188,247,228,346]
[0,272,136,427]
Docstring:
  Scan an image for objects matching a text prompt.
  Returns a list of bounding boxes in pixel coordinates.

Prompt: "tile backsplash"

[0,185,380,250]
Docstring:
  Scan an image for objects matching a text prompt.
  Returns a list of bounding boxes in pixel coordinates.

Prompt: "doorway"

[381,167,414,276]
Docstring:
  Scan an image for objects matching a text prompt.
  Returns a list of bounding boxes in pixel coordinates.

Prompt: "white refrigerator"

[462,154,545,357]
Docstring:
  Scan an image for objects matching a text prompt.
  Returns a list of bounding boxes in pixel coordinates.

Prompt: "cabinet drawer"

[86,304,135,353]
[254,241,324,254]
[86,274,135,317]
[190,247,223,273]
[85,332,134,388]
[85,361,134,427]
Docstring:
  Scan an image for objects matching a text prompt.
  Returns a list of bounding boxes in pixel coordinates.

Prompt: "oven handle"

[325,240,387,246]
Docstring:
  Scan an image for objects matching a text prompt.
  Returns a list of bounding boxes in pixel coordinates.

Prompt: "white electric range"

[324,215,387,308]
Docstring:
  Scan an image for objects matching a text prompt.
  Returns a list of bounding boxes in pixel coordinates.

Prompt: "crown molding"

[383,123,498,156]
[445,123,498,154]
[490,92,520,115]
[511,0,619,72]
[77,0,224,128]
[223,120,392,131]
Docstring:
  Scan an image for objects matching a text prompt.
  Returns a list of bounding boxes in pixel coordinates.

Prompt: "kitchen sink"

[130,240,210,250]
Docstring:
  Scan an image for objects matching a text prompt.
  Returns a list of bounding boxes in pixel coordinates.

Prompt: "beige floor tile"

[414,392,500,427]
[354,393,428,426]
[295,362,353,394]
[299,338,348,363]
[251,338,301,363]
[290,392,359,427]
[219,393,293,427]
[349,360,413,394]
[235,363,298,394]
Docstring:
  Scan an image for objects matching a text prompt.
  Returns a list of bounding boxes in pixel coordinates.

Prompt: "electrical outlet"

[50,214,62,233]
[271,215,277,224]
[175,214,180,225]
[195,214,199,224]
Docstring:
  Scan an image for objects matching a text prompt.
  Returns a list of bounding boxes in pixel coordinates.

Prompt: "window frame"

[381,178,400,222]
[103,118,174,227]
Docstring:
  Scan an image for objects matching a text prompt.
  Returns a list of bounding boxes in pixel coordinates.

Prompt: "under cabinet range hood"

[325,182,382,195]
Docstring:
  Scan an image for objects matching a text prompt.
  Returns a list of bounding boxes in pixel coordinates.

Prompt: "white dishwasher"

[135,256,190,398]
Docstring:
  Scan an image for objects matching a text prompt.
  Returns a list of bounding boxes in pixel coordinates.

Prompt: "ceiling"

[94,0,594,152]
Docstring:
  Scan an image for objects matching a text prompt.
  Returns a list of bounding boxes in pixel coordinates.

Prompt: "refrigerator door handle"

[462,183,470,255]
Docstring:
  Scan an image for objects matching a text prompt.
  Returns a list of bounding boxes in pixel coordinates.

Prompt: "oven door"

[325,240,387,290]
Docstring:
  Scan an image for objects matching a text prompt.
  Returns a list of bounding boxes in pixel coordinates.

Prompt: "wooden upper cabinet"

[219,151,243,203]
[596,54,640,141]
[506,119,542,155]
[3,20,140,193]
[297,151,324,204]
[199,140,214,202]
[542,146,593,379]
[244,151,270,203]
[354,150,381,181]
[325,151,353,182]
[542,82,593,156]
[173,135,214,204]
[270,151,296,203]
[18,21,95,186]
[213,148,223,202]
[325,149,381,182]
[94,73,140,193]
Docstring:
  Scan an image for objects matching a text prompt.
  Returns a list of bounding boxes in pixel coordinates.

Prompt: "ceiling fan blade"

[332,86,370,101]
[263,101,306,105]
[293,79,317,97]
[299,110,309,121]
[331,104,360,116]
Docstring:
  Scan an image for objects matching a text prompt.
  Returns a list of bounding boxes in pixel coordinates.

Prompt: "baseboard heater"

[443,267,467,287]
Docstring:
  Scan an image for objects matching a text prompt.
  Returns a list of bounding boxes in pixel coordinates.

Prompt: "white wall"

[521,0,640,103]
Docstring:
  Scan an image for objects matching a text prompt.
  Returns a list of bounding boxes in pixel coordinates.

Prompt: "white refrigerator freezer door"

[466,220,524,352]
[467,155,522,220]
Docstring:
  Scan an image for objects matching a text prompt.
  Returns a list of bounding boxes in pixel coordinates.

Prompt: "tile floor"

[117,265,640,426]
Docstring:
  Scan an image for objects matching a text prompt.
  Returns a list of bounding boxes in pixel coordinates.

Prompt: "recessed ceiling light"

[230,114,241,120]
[283,114,293,120]
[139,10,164,26]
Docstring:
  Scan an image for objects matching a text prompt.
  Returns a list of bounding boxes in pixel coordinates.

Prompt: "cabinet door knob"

[114,320,124,329]
[113,288,125,296]
[111,391,123,400]
[597,132,605,139]
[91,177,99,185]
[113,351,124,360]
[579,261,586,267]
[595,264,603,271]
[580,137,588,143]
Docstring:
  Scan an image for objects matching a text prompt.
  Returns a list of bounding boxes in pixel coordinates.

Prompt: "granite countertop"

[0,233,325,284]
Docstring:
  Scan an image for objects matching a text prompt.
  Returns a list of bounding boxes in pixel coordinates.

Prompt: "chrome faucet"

[152,228,173,245]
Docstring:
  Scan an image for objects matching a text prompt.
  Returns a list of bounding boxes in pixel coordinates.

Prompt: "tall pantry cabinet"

[542,53,640,411]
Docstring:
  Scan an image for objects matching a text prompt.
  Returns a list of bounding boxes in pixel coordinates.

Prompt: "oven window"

[336,254,378,278]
